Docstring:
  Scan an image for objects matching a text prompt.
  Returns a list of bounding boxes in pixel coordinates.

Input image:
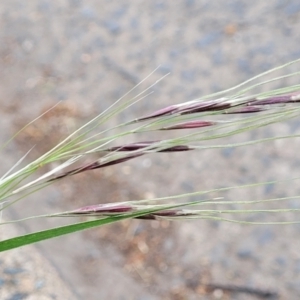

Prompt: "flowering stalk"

[60,202,198,220]
[135,91,300,122]
[46,90,300,182]
[58,199,300,222]
[4,191,300,226]
[1,59,300,251]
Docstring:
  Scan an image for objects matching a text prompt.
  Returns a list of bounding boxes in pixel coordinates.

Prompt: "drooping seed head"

[107,141,157,152]
[135,105,178,121]
[107,141,193,152]
[93,153,144,168]
[69,203,135,214]
[160,120,216,130]
[250,92,300,106]
[136,209,197,220]
[180,101,232,114]
[225,106,266,114]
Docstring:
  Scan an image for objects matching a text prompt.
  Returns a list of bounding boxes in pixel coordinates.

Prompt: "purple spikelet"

[160,120,216,130]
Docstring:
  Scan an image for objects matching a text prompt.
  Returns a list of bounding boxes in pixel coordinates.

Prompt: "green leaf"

[0,203,189,252]
[0,212,144,252]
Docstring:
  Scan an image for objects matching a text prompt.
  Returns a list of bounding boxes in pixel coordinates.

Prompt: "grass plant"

[1,58,300,252]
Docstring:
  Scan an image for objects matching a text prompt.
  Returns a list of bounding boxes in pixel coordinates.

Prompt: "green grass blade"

[0,202,191,252]
[0,213,139,252]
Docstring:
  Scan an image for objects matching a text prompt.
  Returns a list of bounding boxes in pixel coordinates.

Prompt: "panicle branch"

[48,90,300,182]
[135,91,300,122]
[62,202,198,220]
[3,60,300,200]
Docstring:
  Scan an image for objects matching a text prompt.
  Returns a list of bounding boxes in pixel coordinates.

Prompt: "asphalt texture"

[1,1,300,299]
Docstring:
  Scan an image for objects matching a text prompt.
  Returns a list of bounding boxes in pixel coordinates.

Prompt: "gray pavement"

[1,1,300,299]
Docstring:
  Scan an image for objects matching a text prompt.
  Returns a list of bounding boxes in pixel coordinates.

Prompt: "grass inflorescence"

[1,58,300,251]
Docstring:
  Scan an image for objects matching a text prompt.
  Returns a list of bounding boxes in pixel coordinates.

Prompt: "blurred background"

[1,1,300,299]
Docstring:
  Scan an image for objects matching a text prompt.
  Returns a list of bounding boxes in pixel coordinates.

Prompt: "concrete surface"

[1,0,300,299]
